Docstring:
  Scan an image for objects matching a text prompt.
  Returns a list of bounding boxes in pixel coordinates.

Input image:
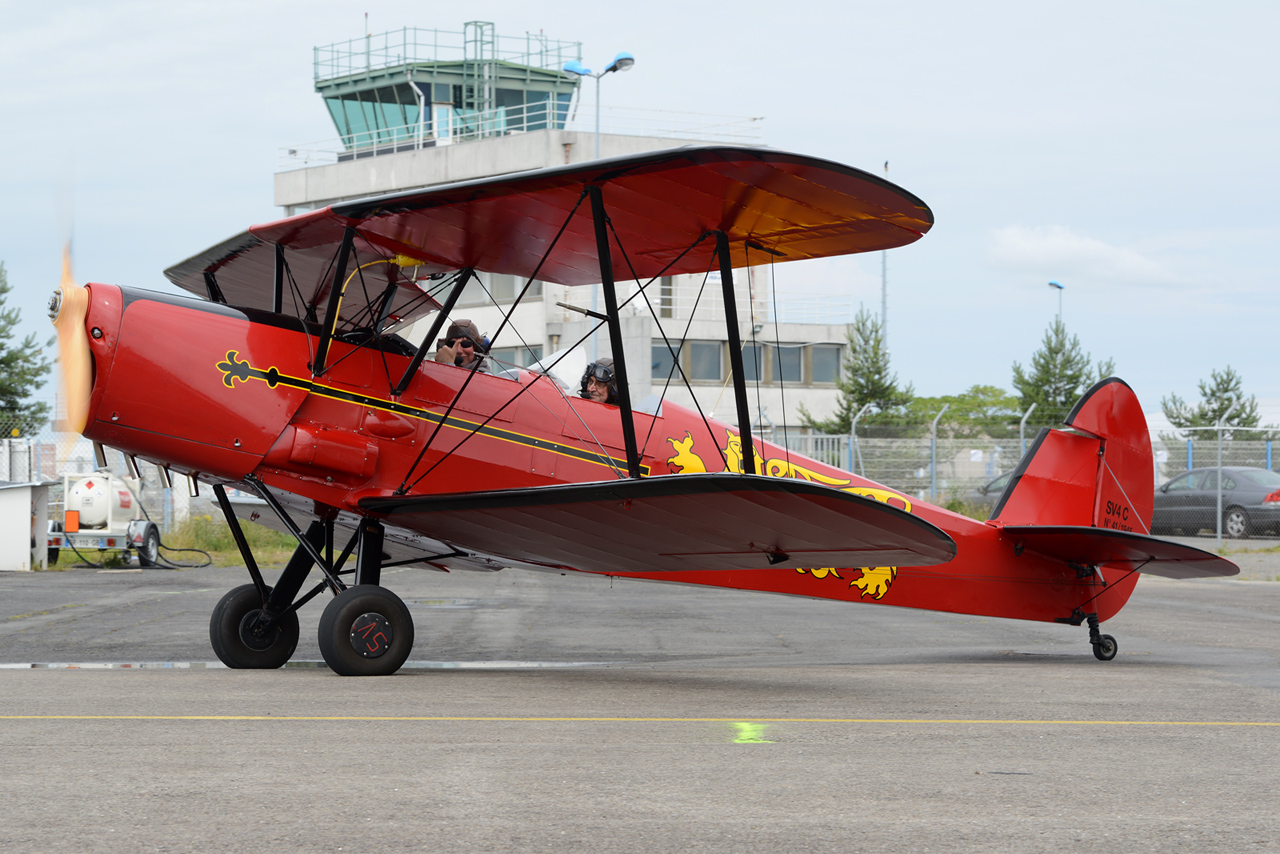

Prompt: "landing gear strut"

[207,481,414,676]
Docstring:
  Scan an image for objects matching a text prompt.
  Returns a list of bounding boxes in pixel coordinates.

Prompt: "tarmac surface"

[2,536,1279,852]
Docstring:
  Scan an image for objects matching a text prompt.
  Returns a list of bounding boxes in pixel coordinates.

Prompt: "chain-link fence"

[762,420,1280,511]
[1,418,221,537]
[8,414,1276,533]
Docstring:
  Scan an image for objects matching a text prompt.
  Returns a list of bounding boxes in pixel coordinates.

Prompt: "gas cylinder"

[67,475,138,530]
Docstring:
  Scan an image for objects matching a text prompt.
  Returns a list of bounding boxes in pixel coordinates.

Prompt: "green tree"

[799,308,913,434]
[1011,318,1115,426]
[907,384,1024,439]
[1161,366,1259,429]
[0,262,53,435]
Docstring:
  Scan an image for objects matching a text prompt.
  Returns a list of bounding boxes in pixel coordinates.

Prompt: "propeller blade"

[49,246,92,434]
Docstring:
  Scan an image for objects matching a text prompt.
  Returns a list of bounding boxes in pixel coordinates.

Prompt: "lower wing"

[359,473,956,574]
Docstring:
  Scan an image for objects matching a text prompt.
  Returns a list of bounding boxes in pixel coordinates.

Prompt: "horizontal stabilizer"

[1001,526,1238,579]
[360,473,956,575]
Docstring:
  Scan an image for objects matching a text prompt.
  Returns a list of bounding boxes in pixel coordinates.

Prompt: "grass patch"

[161,514,298,568]
[942,496,991,522]
[46,515,298,570]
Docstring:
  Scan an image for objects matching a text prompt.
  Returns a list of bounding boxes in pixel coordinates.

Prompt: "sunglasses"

[448,338,476,349]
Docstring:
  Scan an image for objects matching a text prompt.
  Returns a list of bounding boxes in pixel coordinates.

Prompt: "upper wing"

[162,228,445,330]
[1001,526,1239,579]
[163,146,933,320]
[358,473,956,575]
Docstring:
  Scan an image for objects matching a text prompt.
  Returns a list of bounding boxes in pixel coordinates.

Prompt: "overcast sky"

[2,0,1277,418]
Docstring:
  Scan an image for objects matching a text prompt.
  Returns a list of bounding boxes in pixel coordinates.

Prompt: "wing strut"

[588,184,641,479]
[313,225,357,376]
[715,230,757,475]
[204,271,226,305]
[272,243,285,315]
[392,269,473,397]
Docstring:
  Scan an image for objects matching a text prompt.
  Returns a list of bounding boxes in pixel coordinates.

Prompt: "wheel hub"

[238,610,280,651]
[350,613,393,659]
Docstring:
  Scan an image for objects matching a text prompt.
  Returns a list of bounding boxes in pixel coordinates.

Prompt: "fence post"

[1216,400,1240,549]
[1187,438,1193,472]
[848,402,872,475]
[1018,403,1037,458]
[930,404,949,503]
[1269,440,1273,471]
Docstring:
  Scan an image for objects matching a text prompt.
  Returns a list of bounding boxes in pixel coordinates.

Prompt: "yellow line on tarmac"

[0,715,1278,727]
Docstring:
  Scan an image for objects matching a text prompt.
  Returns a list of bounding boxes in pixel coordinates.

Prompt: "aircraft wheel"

[137,526,161,567]
[1092,634,1118,661]
[318,585,414,677]
[209,584,299,669]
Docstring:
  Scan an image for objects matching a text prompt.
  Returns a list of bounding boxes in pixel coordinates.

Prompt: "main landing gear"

[207,481,415,676]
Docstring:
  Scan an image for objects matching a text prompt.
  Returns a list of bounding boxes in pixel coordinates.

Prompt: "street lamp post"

[1048,280,1064,323]
[562,52,635,160]
[563,51,635,361]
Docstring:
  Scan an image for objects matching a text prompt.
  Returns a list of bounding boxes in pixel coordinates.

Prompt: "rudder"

[991,378,1153,533]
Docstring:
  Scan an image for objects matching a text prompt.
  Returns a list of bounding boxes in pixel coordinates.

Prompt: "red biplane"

[49,146,1236,675]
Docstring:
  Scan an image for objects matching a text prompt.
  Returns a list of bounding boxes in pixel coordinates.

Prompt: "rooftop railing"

[314,25,582,81]
[278,103,766,171]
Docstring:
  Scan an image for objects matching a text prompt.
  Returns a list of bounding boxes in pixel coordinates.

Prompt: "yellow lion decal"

[666,429,909,600]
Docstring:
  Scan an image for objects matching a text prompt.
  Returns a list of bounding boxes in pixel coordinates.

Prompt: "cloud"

[987,225,1181,286]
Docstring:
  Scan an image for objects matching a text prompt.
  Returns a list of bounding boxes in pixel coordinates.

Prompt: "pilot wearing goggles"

[434,320,490,373]
[580,357,618,405]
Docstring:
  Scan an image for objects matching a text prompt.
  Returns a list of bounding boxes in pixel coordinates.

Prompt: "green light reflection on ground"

[732,721,774,743]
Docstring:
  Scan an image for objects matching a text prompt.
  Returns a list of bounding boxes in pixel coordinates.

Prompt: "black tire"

[1224,507,1250,540]
[318,585,414,676]
[209,584,299,669]
[137,526,161,567]
[47,548,59,565]
[1092,634,1118,661]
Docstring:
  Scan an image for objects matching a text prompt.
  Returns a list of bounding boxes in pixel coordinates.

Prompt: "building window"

[659,276,674,318]
[773,345,802,383]
[690,341,724,381]
[489,346,543,369]
[741,343,763,382]
[652,341,682,382]
[457,274,542,306]
[810,344,841,384]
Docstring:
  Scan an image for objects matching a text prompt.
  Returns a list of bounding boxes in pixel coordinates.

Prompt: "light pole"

[562,52,635,160]
[1048,280,1064,323]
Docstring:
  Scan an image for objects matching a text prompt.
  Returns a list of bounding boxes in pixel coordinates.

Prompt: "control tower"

[276,22,763,215]
[313,22,580,157]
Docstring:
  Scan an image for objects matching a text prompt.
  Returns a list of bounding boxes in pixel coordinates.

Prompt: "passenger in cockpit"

[580,358,618,405]
[434,320,490,373]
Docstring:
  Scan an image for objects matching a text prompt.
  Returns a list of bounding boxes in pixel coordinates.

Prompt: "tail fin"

[991,378,1153,534]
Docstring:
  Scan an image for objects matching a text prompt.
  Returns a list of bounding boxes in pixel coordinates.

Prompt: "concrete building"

[274,22,850,430]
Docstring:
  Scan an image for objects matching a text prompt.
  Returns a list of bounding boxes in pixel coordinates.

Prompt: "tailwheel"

[209,584,300,669]
[1084,612,1118,662]
[318,585,414,676]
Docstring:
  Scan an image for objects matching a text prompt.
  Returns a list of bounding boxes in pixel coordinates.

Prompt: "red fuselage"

[77,284,1139,624]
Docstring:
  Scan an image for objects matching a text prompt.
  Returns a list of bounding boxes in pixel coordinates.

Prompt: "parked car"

[964,470,1013,519]
[1152,466,1280,538]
